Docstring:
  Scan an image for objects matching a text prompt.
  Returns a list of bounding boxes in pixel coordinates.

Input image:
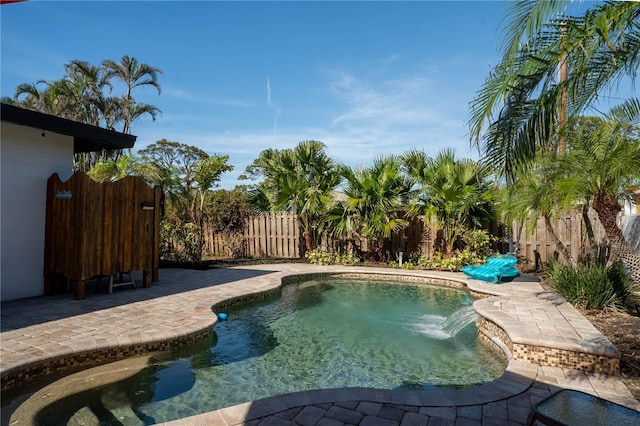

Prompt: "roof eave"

[1,103,137,153]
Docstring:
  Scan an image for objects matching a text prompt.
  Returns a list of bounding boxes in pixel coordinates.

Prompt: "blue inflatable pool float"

[462,255,519,283]
[217,313,228,321]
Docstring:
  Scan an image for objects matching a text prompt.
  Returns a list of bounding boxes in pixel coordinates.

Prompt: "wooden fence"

[204,214,434,260]
[44,172,162,299]
[311,215,430,260]
[511,208,608,270]
[204,213,301,258]
[203,209,608,268]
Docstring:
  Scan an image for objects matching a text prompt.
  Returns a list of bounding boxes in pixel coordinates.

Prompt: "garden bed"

[583,308,640,400]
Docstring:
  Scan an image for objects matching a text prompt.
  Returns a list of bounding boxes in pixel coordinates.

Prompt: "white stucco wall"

[1,122,74,301]
[622,215,640,255]
[622,199,636,216]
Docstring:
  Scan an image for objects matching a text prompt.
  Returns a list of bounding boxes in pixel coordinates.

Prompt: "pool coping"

[171,359,541,426]
[0,264,635,424]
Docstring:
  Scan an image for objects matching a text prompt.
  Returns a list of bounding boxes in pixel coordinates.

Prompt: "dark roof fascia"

[1,103,137,153]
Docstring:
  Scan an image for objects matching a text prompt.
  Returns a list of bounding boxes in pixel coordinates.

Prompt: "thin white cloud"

[165,87,254,107]
[134,117,477,191]
[329,71,444,128]
[266,75,281,135]
[273,106,281,136]
[325,67,475,161]
[266,76,272,107]
[134,63,480,189]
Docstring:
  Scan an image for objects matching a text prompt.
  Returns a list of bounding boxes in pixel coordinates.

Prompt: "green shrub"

[160,221,203,264]
[607,262,635,304]
[462,229,494,257]
[414,229,494,271]
[335,253,360,265]
[305,249,334,265]
[387,260,415,269]
[546,261,634,310]
[416,249,487,271]
[305,249,360,265]
[218,231,247,258]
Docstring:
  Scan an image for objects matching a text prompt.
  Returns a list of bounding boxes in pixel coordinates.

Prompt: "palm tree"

[13,82,48,111]
[13,80,72,118]
[7,57,163,173]
[243,140,340,253]
[469,1,640,178]
[554,99,640,283]
[402,149,495,256]
[469,1,640,282]
[101,55,163,134]
[332,155,413,261]
[8,56,163,141]
[563,115,617,264]
[498,155,576,267]
[87,154,161,184]
[61,60,110,126]
[13,61,106,124]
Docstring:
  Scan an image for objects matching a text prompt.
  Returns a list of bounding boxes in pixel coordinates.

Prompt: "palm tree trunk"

[300,216,313,256]
[582,204,599,265]
[592,192,640,286]
[304,226,313,254]
[420,216,431,259]
[544,214,576,267]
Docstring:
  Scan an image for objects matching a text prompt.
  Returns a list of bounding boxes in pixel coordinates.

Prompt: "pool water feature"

[24,277,507,425]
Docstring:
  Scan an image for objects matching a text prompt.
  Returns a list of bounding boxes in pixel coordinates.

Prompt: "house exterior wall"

[1,122,74,301]
[622,215,640,255]
[622,193,640,216]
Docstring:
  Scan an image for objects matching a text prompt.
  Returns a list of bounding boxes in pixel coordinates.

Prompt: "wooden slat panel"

[289,214,295,258]
[246,216,254,257]
[44,172,160,295]
[276,213,282,257]
[280,214,288,257]
[570,213,581,261]
[259,215,267,257]
[269,213,276,257]
[511,209,608,268]
[276,214,284,257]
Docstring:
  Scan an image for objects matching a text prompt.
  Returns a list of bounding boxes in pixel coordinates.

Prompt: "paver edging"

[475,309,621,375]
[0,324,213,392]
[169,359,539,426]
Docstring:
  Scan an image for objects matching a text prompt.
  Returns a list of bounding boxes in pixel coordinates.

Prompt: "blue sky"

[0,1,586,188]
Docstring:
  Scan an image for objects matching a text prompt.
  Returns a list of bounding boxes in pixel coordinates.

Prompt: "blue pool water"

[32,277,506,425]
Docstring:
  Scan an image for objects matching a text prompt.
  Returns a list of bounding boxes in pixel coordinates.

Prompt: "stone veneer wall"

[477,332,510,361]
[281,272,467,289]
[477,318,620,375]
[1,328,212,392]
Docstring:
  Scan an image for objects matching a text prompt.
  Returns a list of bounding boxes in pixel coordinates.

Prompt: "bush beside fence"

[201,209,610,268]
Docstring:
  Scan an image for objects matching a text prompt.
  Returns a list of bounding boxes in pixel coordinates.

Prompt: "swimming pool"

[16,277,507,425]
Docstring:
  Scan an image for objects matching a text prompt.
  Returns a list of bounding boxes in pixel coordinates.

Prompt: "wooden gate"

[44,172,161,299]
